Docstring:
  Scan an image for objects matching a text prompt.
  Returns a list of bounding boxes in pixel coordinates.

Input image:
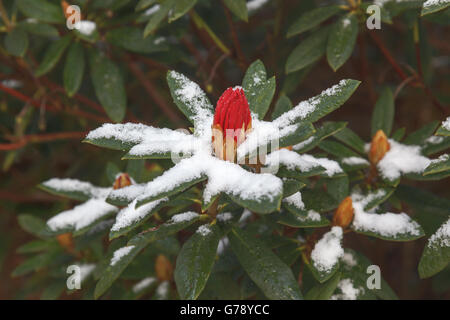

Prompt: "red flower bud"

[113,173,132,190]
[212,87,252,161]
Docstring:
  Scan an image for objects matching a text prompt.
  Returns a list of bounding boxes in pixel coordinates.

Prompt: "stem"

[0,131,87,150]
[221,1,247,70]
[0,0,11,30]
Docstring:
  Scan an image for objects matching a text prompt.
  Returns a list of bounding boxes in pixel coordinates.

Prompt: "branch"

[221,1,248,70]
[0,131,87,151]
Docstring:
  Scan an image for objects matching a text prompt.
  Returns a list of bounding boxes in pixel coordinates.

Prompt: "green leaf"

[326,14,359,71]
[391,127,406,141]
[423,154,450,176]
[64,42,85,97]
[287,5,341,37]
[436,123,450,136]
[352,222,425,242]
[333,126,366,154]
[35,35,72,77]
[293,121,347,153]
[229,227,303,300]
[286,26,330,73]
[319,140,360,158]
[305,271,341,300]
[143,0,173,37]
[136,0,158,11]
[363,187,396,211]
[418,218,450,278]
[174,223,221,299]
[4,28,29,57]
[371,87,395,136]
[19,21,59,38]
[18,214,47,238]
[403,121,439,145]
[271,95,292,120]
[275,209,330,228]
[169,0,198,22]
[421,0,450,16]
[166,70,213,127]
[38,180,97,202]
[89,50,127,123]
[227,189,282,215]
[223,0,248,22]
[41,280,66,300]
[282,179,305,197]
[242,60,276,119]
[423,136,450,156]
[17,0,65,24]
[12,250,60,277]
[107,27,168,54]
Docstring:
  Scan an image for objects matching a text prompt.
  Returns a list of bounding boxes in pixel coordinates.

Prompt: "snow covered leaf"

[143,0,173,37]
[305,271,341,300]
[308,227,343,283]
[436,117,450,136]
[242,60,276,119]
[292,121,347,153]
[223,0,248,22]
[421,0,450,16]
[326,14,359,71]
[39,178,110,202]
[418,218,450,278]
[167,70,213,131]
[174,223,221,299]
[371,87,395,136]
[229,227,303,300]
[353,188,396,211]
[422,135,450,156]
[130,277,158,299]
[423,154,450,176]
[286,26,330,73]
[106,183,147,206]
[109,198,169,240]
[287,5,341,38]
[276,208,330,228]
[351,200,424,241]
[106,27,168,54]
[168,0,198,22]
[84,123,148,151]
[339,156,370,171]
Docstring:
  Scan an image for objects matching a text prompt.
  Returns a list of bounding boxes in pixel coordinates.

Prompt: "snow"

[169,211,199,223]
[155,281,169,299]
[74,21,96,36]
[266,149,343,177]
[430,153,449,164]
[217,237,229,255]
[144,4,160,15]
[292,136,315,151]
[111,198,168,232]
[342,18,351,27]
[351,189,386,209]
[428,218,450,248]
[110,245,135,266]
[311,226,344,272]
[108,184,147,204]
[342,157,369,166]
[351,201,421,238]
[216,212,233,222]
[47,199,118,231]
[42,178,110,199]
[425,136,444,144]
[341,252,357,268]
[298,210,321,222]
[330,279,363,300]
[132,277,156,293]
[196,224,212,236]
[247,0,269,11]
[377,140,431,180]
[1,79,22,88]
[442,116,450,131]
[423,0,450,8]
[79,264,96,282]
[283,192,305,210]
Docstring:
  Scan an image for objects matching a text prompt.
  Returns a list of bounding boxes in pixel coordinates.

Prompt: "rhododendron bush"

[1,0,449,300]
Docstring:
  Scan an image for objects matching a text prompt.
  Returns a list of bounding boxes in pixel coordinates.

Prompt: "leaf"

[64,42,85,97]
[352,221,425,242]
[35,35,72,77]
[106,27,168,54]
[38,179,101,202]
[271,95,292,120]
[227,189,282,215]
[229,227,303,300]
[436,124,450,136]
[18,214,47,238]
[363,187,396,211]
[423,154,450,176]
[4,28,29,57]
[12,250,61,277]
[326,14,359,71]
[282,179,305,197]
[286,26,330,74]
[333,127,366,154]
[169,0,198,22]
[17,240,57,254]
[305,271,341,300]
[293,121,347,153]
[89,50,127,123]
[319,140,360,158]
[403,121,439,145]
[166,70,213,127]
[287,5,341,38]
[17,0,65,24]
[143,0,173,37]
[371,87,395,136]
[421,0,450,16]
[275,209,330,228]
[423,136,450,156]
[223,0,248,22]
[242,60,276,119]
[174,223,221,299]
[19,21,59,38]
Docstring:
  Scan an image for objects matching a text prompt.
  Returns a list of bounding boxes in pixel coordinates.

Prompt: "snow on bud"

[332,196,354,229]
[369,130,390,165]
[212,87,252,162]
[113,173,132,190]
[155,254,173,281]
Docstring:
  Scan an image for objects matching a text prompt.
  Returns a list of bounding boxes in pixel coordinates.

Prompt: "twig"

[221,1,248,70]
[0,131,87,151]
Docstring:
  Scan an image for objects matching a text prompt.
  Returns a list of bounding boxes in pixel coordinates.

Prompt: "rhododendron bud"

[369,130,390,165]
[212,87,252,161]
[57,233,74,253]
[332,196,354,228]
[155,254,173,281]
[113,173,132,190]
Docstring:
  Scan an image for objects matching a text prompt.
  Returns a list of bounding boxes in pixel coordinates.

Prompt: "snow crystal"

[74,21,96,36]
[216,212,233,222]
[423,0,450,8]
[110,245,135,266]
[247,0,269,11]
[311,226,344,272]
[292,136,315,151]
[330,279,363,300]
[342,157,369,166]
[442,116,450,131]
[197,224,212,236]
[47,199,118,231]
[132,277,156,293]
[42,178,110,199]
[111,198,168,231]
[351,201,421,238]
[283,192,305,210]
[170,211,199,223]
[428,218,450,248]
[341,252,357,268]
[377,140,431,180]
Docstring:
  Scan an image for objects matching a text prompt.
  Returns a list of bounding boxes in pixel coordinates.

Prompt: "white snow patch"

[216,212,233,222]
[170,211,199,224]
[283,192,305,210]
[79,264,96,282]
[74,20,96,36]
[341,252,357,268]
[247,0,270,11]
[330,279,364,300]
[442,116,450,131]
[42,178,110,199]
[423,0,450,8]
[144,4,160,15]
[110,245,135,266]
[292,136,315,151]
[342,157,369,166]
[311,226,344,272]
[428,218,450,248]
[132,277,156,293]
[197,224,212,236]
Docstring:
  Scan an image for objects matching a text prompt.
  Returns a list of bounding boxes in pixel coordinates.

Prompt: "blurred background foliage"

[0,0,449,299]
